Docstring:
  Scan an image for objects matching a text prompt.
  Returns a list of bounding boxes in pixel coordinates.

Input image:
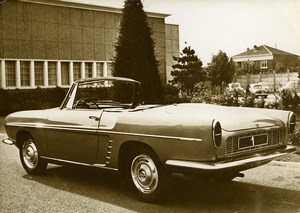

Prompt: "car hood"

[145,103,283,132]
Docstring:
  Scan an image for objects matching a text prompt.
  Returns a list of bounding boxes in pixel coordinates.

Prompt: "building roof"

[233,45,299,58]
[19,0,170,19]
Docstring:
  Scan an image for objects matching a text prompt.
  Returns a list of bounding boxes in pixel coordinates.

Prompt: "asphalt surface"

[1,116,300,212]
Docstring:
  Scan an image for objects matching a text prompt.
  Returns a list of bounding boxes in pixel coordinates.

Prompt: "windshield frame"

[60,77,143,110]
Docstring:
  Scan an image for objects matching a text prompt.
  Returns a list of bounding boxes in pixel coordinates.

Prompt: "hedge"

[0,87,68,116]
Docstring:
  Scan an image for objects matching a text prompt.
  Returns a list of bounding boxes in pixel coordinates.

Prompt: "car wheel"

[19,136,47,175]
[128,148,169,203]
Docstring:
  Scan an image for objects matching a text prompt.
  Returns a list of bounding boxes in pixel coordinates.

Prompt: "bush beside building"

[0,87,67,116]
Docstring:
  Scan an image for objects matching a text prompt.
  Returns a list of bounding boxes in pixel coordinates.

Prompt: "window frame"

[0,60,112,89]
[260,60,268,69]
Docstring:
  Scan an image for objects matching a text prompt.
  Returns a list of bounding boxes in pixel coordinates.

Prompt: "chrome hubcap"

[131,154,158,194]
[22,139,38,169]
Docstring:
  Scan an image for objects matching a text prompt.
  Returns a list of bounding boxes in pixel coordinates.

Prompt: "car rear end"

[165,106,296,178]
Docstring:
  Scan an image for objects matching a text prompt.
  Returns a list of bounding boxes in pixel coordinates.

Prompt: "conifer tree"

[113,0,163,103]
[169,45,205,96]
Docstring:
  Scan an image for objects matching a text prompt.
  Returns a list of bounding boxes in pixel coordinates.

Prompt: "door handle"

[89,116,100,121]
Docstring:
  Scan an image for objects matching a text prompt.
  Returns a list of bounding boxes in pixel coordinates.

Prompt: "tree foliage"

[207,50,235,92]
[236,61,260,74]
[113,0,163,103]
[274,60,300,73]
[169,45,205,96]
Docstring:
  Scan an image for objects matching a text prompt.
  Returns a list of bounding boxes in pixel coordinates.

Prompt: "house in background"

[232,45,299,72]
[233,45,300,90]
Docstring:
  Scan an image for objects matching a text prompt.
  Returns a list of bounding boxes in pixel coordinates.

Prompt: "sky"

[66,0,300,66]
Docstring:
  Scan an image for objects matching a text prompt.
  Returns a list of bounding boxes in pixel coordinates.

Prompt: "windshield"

[231,83,240,88]
[254,85,262,89]
[63,79,141,110]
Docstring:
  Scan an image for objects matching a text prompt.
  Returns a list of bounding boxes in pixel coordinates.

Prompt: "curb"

[269,160,300,168]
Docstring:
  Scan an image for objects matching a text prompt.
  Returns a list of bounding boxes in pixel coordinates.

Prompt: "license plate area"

[238,133,268,150]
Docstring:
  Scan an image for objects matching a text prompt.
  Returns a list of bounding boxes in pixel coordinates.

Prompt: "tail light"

[288,113,296,135]
[212,120,222,148]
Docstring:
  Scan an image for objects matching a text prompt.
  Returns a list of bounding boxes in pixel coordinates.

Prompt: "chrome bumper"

[165,145,296,171]
[2,138,15,145]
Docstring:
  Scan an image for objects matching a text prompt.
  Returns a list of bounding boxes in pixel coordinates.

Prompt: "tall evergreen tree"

[113,0,163,103]
[169,45,205,96]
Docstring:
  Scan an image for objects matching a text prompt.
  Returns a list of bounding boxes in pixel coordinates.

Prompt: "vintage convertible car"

[3,77,297,203]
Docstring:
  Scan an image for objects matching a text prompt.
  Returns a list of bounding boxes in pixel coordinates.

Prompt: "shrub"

[253,97,265,108]
[290,129,300,150]
[281,88,300,108]
[264,94,282,109]
[191,87,214,104]
[0,87,68,116]
[190,89,285,110]
[162,84,191,104]
[242,95,255,107]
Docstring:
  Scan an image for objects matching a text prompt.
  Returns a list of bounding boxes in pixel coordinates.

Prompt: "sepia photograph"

[1,0,300,212]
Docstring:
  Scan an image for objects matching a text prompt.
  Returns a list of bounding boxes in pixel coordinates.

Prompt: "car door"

[45,108,101,164]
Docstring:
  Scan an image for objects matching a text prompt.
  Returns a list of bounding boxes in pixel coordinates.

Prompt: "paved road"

[1,133,300,213]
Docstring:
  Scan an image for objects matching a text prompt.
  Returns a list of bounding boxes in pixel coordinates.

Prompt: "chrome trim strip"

[166,145,296,171]
[225,127,281,156]
[6,123,98,133]
[238,133,268,150]
[46,124,98,132]
[41,156,118,171]
[98,130,203,142]
[6,123,203,142]
[225,144,281,157]
[288,112,296,135]
[6,122,46,128]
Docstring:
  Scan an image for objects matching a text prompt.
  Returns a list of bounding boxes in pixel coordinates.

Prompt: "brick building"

[0,0,179,89]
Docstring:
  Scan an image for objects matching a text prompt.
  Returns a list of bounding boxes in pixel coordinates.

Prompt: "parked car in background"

[258,82,270,93]
[2,77,297,203]
[228,82,245,94]
[249,83,268,98]
[279,80,300,95]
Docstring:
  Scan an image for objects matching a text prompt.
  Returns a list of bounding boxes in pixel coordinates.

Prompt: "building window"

[107,62,112,77]
[5,61,16,87]
[48,62,57,86]
[35,61,44,86]
[2,60,112,89]
[61,62,70,86]
[20,61,30,87]
[260,60,268,69]
[73,62,81,81]
[85,62,93,78]
[96,62,103,77]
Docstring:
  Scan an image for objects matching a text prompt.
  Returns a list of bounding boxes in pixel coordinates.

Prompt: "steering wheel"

[73,98,99,109]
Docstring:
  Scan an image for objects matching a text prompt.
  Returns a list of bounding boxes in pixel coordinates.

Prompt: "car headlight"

[212,120,222,148]
[288,112,296,135]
